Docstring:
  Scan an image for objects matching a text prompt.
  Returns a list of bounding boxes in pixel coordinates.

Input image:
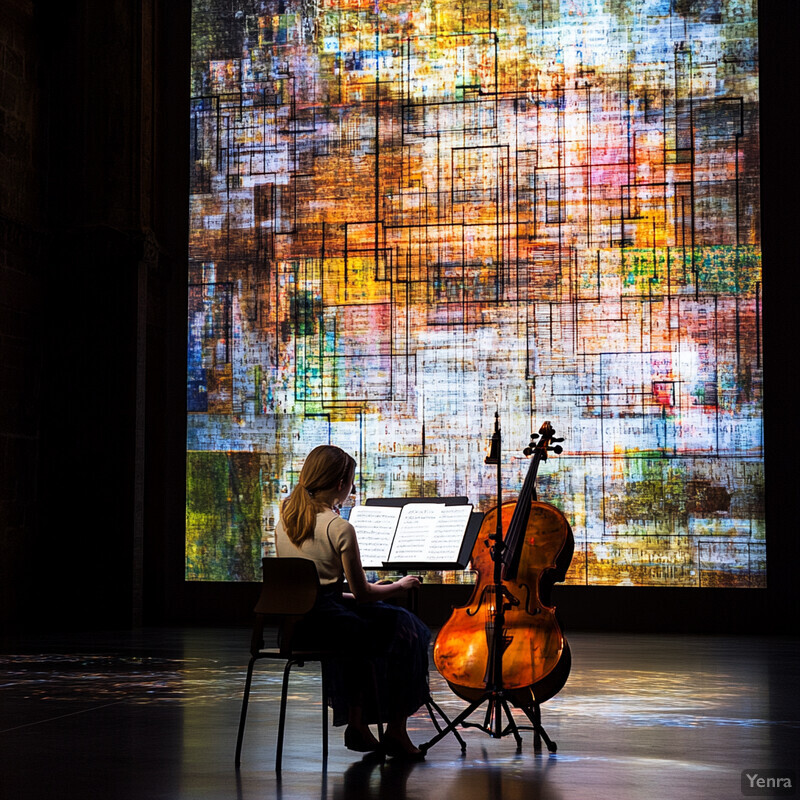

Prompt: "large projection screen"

[187,0,763,587]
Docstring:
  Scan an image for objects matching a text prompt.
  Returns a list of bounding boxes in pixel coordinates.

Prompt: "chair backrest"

[254,557,320,616]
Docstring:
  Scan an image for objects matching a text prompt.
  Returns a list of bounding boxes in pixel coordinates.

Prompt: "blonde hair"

[280,445,356,545]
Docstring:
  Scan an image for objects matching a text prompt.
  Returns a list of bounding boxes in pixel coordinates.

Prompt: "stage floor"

[1,628,798,800]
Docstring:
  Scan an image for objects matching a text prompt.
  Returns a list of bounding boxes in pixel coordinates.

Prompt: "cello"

[429,418,573,747]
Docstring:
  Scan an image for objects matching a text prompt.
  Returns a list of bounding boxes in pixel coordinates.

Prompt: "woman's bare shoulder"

[324,512,356,545]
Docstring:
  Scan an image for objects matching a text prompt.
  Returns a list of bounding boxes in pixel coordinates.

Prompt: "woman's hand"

[396,575,422,591]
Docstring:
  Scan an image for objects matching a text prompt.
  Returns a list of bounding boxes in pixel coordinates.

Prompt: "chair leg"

[276,659,295,773]
[321,661,329,765]
[235,656,257,767]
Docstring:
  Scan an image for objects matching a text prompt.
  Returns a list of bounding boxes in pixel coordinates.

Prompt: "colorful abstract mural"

[187,0,763,587]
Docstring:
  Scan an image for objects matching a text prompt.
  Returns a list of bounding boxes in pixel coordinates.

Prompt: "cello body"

[433,422,573,707]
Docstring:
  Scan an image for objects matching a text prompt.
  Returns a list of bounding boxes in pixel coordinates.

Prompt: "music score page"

[348,503,473,567]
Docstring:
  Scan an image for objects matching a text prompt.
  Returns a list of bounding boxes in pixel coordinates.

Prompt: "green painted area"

[622,246,761,294]
[186,451,262,581]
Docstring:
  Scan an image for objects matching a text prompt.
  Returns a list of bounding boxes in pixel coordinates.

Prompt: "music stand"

[362,496,473,752]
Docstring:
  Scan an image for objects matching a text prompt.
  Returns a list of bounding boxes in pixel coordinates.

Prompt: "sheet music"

[387,503,445,562]
[349,501,474,567]
[421,504,474,562]
[386,504,445,562]
[348,505,401,567]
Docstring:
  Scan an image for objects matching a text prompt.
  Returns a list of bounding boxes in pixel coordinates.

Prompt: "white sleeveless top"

[274,508,360,588]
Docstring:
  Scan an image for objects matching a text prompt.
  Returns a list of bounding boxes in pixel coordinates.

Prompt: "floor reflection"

[325,753,562,800]
[1,630,798,800]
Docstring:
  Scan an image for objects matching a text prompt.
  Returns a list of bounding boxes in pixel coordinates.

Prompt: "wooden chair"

[235,557,334,772]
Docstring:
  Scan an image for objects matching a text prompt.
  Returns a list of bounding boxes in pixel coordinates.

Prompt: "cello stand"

[523,702,556,752]
[420,414,559,756]
[419,648,558,754]
[423,695,468,752]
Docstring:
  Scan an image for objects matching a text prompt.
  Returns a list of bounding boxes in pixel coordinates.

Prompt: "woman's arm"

[341,543,421,602]
[331,515,421,602]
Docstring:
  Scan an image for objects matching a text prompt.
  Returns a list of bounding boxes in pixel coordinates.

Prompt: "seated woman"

[275,444,430,758]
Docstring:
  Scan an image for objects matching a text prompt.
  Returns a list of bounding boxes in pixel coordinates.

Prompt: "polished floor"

[1,628,798,800]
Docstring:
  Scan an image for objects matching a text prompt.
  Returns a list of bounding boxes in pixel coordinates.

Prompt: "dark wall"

[0,0,797,634]
[0,0,46,628]
[0,0,189,631]
[757,1,800,635]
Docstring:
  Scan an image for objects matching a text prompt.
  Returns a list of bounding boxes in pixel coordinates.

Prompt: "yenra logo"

[741,770,796,796]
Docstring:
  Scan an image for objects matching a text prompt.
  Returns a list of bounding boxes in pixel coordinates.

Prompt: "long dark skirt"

[293,591,430,726]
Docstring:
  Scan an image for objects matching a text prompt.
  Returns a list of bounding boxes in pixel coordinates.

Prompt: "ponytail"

[280,445,355,545]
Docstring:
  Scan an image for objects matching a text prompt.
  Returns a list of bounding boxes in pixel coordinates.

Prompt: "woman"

[275,445,430,758]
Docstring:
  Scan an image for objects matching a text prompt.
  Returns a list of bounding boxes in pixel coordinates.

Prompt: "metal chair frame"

[235,558,335,772]
[236,556,465,769]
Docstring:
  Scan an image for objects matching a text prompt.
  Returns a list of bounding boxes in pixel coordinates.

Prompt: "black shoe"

[381,737,425,761]
[344,725,381,752]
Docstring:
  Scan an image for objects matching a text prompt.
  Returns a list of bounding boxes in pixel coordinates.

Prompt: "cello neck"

[501,450,543,580]
[501,421,557,580]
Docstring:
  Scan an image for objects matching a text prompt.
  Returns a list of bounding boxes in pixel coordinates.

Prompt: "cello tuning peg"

[552,436,565,443]
[551,444,563,455]
[523,447,533,456]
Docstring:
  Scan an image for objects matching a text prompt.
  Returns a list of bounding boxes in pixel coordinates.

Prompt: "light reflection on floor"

[1,630,798,800]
